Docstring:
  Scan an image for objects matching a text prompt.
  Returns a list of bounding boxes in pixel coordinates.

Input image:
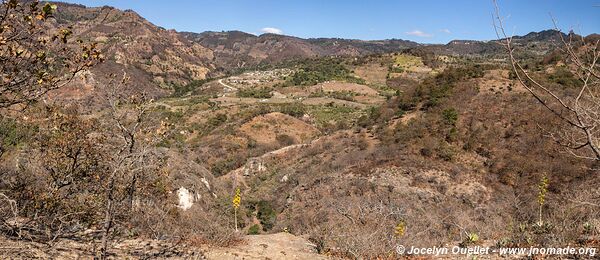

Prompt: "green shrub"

[157,132,186,148]
[279,103,306,117]
[460,232,480,247]
[356,136,369,150]
[549,67,582,88]
[256,200,277,231]
[211,155,245,176]
[436,142,456,161]
[328,91,358,101]
[207,114,228,127]
[309,90,357,101]
[442,108,459,126]
[417,65,484,108]
[389,66,404,73]
[238,87,273,98]
[287,58,365,86]
[172,79,208,97]
[247,224,261,235]
[247,138,257,148]
[420,147,433,157]
[0,117,35,150]
[357,106,382,128]
[276,134,296,146]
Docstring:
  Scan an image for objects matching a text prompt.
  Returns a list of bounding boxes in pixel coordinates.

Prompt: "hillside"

[411,29,569,57]
[1,1,599,259]
[49,2,216,106]
[182,31,419,70]
[46,2,569,106]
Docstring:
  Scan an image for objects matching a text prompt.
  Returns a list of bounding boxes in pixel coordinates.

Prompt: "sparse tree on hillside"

[0,0,102,240]
[0,0,101,158]
[493,0,600,161]
[0,0,101,109]
[0,3,166,251]
[99,73,165,259]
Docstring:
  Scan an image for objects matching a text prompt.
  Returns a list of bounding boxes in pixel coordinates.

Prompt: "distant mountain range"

[181,31,420,69]
[48,1,592,103]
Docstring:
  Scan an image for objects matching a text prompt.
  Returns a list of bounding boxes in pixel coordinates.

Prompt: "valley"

[0,1,598,259]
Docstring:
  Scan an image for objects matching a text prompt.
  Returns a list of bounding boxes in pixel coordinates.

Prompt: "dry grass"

[239,112,320,145]
[353,63,389,85]
[317,81,379,96]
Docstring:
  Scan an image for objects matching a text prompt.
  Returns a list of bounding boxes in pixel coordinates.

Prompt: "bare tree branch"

[493,0,600,161]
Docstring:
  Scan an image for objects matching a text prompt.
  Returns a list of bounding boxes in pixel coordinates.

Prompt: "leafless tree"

[0,2,167,257]
[493,0,600,161]
[99,73,160,259]
[330,199,405,258]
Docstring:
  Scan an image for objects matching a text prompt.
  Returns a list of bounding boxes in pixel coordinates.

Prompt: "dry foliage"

[494,0,600,161]
[0,0,101,108]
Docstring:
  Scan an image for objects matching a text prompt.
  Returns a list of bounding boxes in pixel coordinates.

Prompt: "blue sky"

[60,0,599,43]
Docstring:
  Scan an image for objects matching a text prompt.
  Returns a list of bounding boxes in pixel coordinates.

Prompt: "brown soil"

[476,69,524,94]
[239,112,320,145]
[0,233,328,260]
[353,63,389,85]
[204,233,328,260]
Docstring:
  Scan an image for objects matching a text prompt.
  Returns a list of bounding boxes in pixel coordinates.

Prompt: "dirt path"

[0,233,328,259]
[204,233,327,260]
[218,79,238,92]
[149,100,179,111]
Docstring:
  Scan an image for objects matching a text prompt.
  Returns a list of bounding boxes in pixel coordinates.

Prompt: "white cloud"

[405,30,433,38]
[261,27,283,35]
[441,29,452,34]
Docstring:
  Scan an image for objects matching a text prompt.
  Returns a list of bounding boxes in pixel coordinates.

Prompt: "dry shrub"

[129,199,242,247]
[0,108,107,241]
[275,134,296,146]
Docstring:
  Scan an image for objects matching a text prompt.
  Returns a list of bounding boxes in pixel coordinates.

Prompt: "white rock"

[201,177,211,190]
[177,187,194,210]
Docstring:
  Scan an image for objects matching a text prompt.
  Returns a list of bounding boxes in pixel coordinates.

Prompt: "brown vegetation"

[1,1,599,259]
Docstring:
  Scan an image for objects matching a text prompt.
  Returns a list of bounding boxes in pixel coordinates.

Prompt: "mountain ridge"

[49,1,586,104]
